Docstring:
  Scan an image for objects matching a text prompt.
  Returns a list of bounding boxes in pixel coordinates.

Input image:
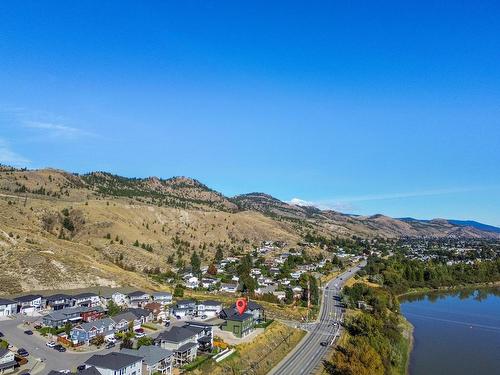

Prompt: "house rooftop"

[156,326,196,343]
[73,292,98,299]
[127,291,149,297]
[13,294,42,302]
[0,298,16,305]
[85,352,143,370]
[121,346,172,366]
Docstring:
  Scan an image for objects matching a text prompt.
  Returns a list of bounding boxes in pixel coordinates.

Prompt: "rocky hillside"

[0,165,498,294]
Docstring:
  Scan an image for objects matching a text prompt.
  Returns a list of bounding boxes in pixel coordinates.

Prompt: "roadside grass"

[190,320,306,375]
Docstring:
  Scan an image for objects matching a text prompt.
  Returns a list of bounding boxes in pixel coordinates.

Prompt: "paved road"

[269,262,366,375]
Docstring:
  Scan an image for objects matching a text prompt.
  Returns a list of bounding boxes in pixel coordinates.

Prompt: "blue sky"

[1,1,499,225]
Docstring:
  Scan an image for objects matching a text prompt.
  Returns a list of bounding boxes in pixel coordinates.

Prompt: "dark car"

[77,365,86,372]
[17,348,29,357]
[24,330,34,335]
[54,345,66,352]
[320,341,329,347]
[105,342,115,349]
[0,331,3,337]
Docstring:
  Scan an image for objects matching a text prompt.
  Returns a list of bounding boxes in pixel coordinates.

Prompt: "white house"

[0,348,16,374]
[0,299,17,317]
[184,277,199,289]
[85,352,143,375]
[155,327,198,367]
[220,283,238,293]
[200,278,218,289]
[14,295,43,314]
[151,292,172,306]
[196,300,222,318]
[72,293,101,308]
[127,291,151,308]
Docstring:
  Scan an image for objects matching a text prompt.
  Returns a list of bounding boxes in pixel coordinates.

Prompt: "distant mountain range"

[0,165,498,294]
[399,218,500,234]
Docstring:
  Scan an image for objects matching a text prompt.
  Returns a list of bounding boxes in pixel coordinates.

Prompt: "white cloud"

[0,139,30,167]
[24,121,94,139]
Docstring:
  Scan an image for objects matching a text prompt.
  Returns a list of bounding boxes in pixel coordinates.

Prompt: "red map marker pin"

[236,298,247,315]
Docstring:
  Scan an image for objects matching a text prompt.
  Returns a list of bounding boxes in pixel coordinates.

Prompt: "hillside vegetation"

[0,165,498,294]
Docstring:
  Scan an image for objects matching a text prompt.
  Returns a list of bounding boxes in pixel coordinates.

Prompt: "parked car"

[33,324,42,329]
[46,341,57,348]
[17,348,29,357]
[77,365,86,372]
[105,342,115,349]
[201,315,207,320]
[135,332,146,338]
[54,344,66,352]
[134,328,144,333]
[24,330,34,335]
[320,341,329,347]
[58,370,71,374]
[105,337,116,344]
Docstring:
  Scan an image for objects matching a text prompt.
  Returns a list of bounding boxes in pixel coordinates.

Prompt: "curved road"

[270,262,366,375]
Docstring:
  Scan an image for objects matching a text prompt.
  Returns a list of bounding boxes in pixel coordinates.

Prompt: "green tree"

[107,300,121,316]
[214,247,224,263]
[137,336,153,348]
[174,284,184,297]
[191,251,201,275]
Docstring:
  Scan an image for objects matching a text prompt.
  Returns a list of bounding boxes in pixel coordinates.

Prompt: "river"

[400,287,500,375]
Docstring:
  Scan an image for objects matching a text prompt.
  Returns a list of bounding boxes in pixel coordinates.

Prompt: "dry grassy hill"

[0,165,497,294]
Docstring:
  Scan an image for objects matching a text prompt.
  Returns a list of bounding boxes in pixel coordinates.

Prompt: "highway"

[269,262,366,375]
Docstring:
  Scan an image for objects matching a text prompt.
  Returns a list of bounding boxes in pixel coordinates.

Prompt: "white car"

[46,341,57,348]
[135,332,146,338]
[105,337,117,344]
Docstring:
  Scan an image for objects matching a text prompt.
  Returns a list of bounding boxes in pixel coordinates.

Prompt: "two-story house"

[14,295,43,314]
[183,322,213,352]
[196,300,222,318]
[42,306,105,328]
[111,312,141,332]
[220,309,255,338]
[154,327,198,367]
[230,301,265,323]
[72,293,101,308]
[84,352,143,375]
[70,318,116,345]
[45,294,72,311]
[0,348,16,374]
[126,291,151,308]
[0,299,17,317]
[171,300,196,319]
[101,291,128,307]
[121,346,173,375]
[151,292,172,306]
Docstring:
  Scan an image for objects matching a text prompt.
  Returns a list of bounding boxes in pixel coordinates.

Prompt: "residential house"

[0,299,17,317]
[230,301,265,323]
[126,291,150,308]
[183,322,213,352]
[14,295,43,314]
[155,327,198,366]
[144,303,167,322]
[151,292,172,306]
[45,294,72,311]
[220,283,238,293]
[70,318,116,345]
[196,300,222,318]
[200,278,218,290]
[42,306,105,328]
[273,291,286,301]
[101,292,127,307]
[85,352,143,375]
[112,312,141,332]
[255,284,277,295]
[0,348,16,374]
[171,301,195,318]
[121,346,173,375]
[292,286,303,298]
[124,308,153,325]
[219,309,255,338]
[72,293,100,308]
[184,277,199,289]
